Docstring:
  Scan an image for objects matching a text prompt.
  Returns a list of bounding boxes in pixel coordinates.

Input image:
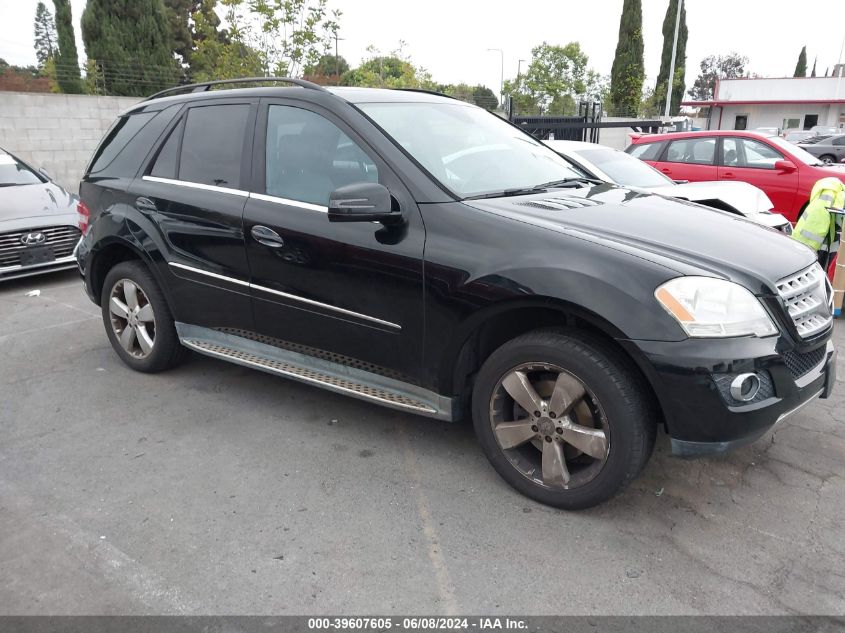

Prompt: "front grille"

[783,347,827,379]
[0,225,81,268]
[776,264,832,339]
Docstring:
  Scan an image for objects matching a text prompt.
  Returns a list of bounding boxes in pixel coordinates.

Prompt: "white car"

[544,140,792,234]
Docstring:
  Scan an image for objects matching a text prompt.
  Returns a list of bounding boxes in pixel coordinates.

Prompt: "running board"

[175,323,456,421]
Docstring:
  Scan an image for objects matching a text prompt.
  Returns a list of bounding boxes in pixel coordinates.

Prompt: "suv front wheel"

[472,329,656,510]
[101,261,187,373]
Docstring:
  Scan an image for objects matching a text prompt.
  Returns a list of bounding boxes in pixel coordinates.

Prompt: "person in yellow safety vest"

[792,177,845,252]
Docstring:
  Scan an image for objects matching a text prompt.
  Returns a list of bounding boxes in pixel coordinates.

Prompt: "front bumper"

[621,334,835,457]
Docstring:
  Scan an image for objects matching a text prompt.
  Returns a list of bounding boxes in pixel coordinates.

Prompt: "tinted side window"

[88,105,181,178]
[833,136,845,146]
[265,105,378,206]
[665,138,715,165]
[627,141,664,161]
[179,104,250,188]
[88,111,156,174]
[150,118,184,178]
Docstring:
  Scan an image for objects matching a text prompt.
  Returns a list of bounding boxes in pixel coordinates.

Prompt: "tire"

[819,154,836,164]
[100,260,188,373]
[471,329,656,510]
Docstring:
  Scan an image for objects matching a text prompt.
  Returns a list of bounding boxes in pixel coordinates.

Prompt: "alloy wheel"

[489,363,610,490]
[108,278,156,359]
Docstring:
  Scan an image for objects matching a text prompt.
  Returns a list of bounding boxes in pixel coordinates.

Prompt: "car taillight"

[77,200,91,235]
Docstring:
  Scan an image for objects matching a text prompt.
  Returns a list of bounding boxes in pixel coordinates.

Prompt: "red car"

[626,130,845,224]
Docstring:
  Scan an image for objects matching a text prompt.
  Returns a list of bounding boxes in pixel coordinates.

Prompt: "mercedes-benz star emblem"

[20,232,47,246]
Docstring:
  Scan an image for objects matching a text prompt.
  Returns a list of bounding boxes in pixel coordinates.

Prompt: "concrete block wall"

[0,92,141,193]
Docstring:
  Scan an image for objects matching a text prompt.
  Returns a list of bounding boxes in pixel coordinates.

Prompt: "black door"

[242,100,426,384]
[132,99,256,330]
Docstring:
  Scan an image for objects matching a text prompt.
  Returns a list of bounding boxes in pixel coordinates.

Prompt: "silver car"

[798,133,845,164]
[0,148,81,281]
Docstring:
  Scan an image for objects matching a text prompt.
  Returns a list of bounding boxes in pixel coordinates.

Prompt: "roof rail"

[145,77,328,101]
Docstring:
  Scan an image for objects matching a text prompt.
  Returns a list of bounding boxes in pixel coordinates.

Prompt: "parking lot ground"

[1,271,844,616]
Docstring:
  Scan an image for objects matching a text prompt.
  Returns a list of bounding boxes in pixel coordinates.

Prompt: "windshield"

[573,147,673,188]
[358,102,582,197]
[0,153,44,186]
[768,136,825,165]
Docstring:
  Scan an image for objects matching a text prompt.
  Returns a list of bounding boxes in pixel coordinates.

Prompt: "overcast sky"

[2,0,844,97]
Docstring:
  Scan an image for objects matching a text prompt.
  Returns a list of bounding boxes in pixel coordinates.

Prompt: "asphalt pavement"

[1,271,844,615]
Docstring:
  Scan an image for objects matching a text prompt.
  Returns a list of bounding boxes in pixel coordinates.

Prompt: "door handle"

[135,196,157,212]
[722,172,735,179]
[251,225,285,248]
[661,168,672,174]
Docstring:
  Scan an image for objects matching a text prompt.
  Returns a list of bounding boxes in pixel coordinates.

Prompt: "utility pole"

[487,48,504,106]
[333,33,345,78]
[517,59,526,79]
[664,0,683,119]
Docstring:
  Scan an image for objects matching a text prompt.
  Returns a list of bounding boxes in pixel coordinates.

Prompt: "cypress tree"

[609,0,645,117]
[33,2,58,67]
[52,0,83,93]
[794,46,807,77]
[654,0,687,116]
[162,0,194,64]
[811,57,817,77]
[82,0,178,96]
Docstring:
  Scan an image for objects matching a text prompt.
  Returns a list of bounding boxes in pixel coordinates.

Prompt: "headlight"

[655,277,778,338]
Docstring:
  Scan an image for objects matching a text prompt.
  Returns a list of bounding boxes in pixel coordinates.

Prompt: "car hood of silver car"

[0,181,78,225]
[646,180,790,229]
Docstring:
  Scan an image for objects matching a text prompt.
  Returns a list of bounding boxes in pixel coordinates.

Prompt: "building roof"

[682,76,845,107]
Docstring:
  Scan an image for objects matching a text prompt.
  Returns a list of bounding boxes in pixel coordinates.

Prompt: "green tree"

[52,0,83,93]
[794,46,807,77]
[438,83,498,110]
[249,0,341,77]
[190,0,264,81]
[653,0,687,116]
[33,2,58,67]
[162,0,194,63]
[340,45,434,89]
[502,42,603,116]
[472,85,498,110]
[82,0,179,96]
[688,53,747,101]
[609,0,644,117]
[304,53,349,77]
[811,57,817,77]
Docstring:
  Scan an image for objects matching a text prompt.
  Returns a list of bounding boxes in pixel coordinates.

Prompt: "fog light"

[730,373,761,402]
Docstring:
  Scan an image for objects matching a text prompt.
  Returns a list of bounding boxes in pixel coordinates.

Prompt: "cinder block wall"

[0,92,141,193]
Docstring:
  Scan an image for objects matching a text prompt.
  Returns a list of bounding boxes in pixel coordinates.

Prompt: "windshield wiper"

[464,186,548,200]
[464,177,605,201]
[535,177,605,188]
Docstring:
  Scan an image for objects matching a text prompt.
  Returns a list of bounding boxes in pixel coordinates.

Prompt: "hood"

[0,181,77,222]
[648,180,775,215]
[464,183,815,292]
[812,162,845,176]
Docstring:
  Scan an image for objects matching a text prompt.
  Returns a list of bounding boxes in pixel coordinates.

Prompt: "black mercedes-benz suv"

[75,78,836,509]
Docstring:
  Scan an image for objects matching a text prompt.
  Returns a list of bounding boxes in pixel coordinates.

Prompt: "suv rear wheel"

[101,261,187,373]
[472,329,655,510]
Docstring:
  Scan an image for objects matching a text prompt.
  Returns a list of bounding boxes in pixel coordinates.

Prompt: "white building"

[683,75,845,132]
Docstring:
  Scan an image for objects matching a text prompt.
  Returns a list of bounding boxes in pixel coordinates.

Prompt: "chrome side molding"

[168,261,400,330]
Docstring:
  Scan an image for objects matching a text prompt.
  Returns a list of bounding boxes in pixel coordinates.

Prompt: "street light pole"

[517,59,526,79]
[487,48,504,107]
[664,0,683,119]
